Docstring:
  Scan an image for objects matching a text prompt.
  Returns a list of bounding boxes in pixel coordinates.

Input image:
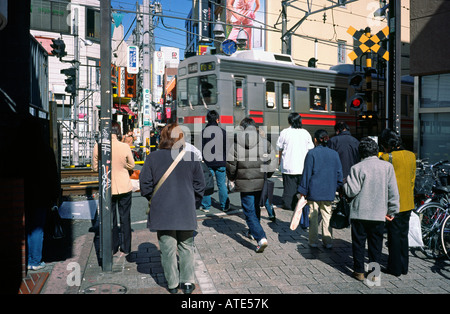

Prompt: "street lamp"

[213,21,226,41]
[236,28,248,49]
[80,37,93,46]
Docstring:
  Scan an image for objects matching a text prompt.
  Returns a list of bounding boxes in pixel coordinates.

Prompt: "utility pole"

[99,0,113,272]
[387,0,401,134]
[142,0,152,148]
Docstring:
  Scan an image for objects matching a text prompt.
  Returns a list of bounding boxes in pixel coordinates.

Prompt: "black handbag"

[201,162,215,196]
[50,206,65,239]
[330,195,350,229]
[259,177,274,207]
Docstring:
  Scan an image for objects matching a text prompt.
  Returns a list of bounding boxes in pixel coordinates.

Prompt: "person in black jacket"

[328,121,360,181]
[140,123,205,294]
[200,110,229,212]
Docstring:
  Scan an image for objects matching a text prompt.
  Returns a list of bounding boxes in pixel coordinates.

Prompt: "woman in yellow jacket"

[380,129,416,277]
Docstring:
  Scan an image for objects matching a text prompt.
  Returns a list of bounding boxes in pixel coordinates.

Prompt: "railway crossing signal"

[347,26,389,62]
[349,93,365,111]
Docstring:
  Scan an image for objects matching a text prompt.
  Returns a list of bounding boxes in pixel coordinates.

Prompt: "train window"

[266,81,276,108]
[310,86,327,111]
[177,79,188,106]
[200,75,217,106]
[235,79,245,107]
[188,77,199,106]
[330,88,347,112]
[282,83,291,109]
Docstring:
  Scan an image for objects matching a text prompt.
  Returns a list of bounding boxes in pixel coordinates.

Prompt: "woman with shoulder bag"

[140,123,205,294]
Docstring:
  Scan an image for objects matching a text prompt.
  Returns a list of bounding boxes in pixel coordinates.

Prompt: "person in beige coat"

[93,121,135,254]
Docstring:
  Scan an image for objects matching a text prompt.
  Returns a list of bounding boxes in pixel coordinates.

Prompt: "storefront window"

[420,112,450,163]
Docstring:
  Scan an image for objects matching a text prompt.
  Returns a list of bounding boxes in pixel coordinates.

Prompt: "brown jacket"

[93,134,135,195]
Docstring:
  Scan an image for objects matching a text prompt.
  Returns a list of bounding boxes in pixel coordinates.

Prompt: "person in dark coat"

[226,118,276,253]
[298,129,343,249]
[200,110,229,212]
[328,121,360,181]
[140,123,205,294]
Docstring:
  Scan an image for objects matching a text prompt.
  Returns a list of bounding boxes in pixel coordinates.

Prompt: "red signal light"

[352,99,361,107]
[350,93,364,111]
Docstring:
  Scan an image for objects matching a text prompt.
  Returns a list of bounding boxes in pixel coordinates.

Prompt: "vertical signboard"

[200,0,211,42]
[143,88,151,126]
[154,51,165,75]
[127,45,139,74]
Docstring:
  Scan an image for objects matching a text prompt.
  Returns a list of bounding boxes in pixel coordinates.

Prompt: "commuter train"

[175,50,414,148]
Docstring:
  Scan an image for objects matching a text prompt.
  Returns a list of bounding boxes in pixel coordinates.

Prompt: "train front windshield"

[178,75,217,107]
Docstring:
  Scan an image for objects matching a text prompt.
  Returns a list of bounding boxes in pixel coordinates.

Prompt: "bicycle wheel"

[440,214,450,260]
[416,203,448,258]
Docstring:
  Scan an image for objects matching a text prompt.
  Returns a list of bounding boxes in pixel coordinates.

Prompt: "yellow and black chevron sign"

[347,26,389,61]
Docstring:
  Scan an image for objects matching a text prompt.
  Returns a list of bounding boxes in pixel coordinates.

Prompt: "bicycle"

[415,200,449,258]
[414,159,450,258]
[440,214,450,260]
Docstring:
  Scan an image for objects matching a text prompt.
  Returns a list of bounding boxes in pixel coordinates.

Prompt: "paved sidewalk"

[39,206,450,294]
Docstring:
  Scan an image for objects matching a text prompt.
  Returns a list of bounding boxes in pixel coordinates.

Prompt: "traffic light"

[61,67,76,95]
[51,38,67,58]
[350,93,365,111]
[348,73,364,89]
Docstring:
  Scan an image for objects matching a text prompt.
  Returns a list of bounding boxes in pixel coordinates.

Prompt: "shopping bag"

[408,211,424,247]
[290,195,307,230]
[330,195,350,229]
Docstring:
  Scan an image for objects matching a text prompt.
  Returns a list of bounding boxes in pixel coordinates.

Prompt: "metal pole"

[73,8,79,165]
[142,0,151,147]
[281,1,288,54]
[100,0,113,272]
[387,0,401,134]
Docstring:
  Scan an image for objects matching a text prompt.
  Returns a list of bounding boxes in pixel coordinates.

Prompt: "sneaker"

[309,243,318,248]
[324,244,333,249]
[255,238,268,253]
[199,206,209,213]
[27,262,46,271]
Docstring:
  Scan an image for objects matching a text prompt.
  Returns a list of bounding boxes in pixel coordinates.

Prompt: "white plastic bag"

[408,211,424,247]
[290,195,307,231]
[131,179,140,192]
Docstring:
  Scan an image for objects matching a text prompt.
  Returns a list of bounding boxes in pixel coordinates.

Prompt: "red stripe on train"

[183,115,233,124]
[302,119,337,126]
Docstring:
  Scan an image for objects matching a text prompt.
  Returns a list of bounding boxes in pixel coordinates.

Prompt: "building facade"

[410,0,450,162]
[30,0,101,166]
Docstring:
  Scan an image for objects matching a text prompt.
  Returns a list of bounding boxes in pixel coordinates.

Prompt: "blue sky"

[111,0,194,56]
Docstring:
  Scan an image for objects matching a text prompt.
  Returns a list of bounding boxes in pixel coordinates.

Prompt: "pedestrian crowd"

[85,112,416,294]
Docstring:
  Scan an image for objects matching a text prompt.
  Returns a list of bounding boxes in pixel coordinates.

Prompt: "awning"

[114,104,136,117]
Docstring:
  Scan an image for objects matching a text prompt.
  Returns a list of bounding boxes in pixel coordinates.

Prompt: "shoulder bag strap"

[147,149,186,214]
